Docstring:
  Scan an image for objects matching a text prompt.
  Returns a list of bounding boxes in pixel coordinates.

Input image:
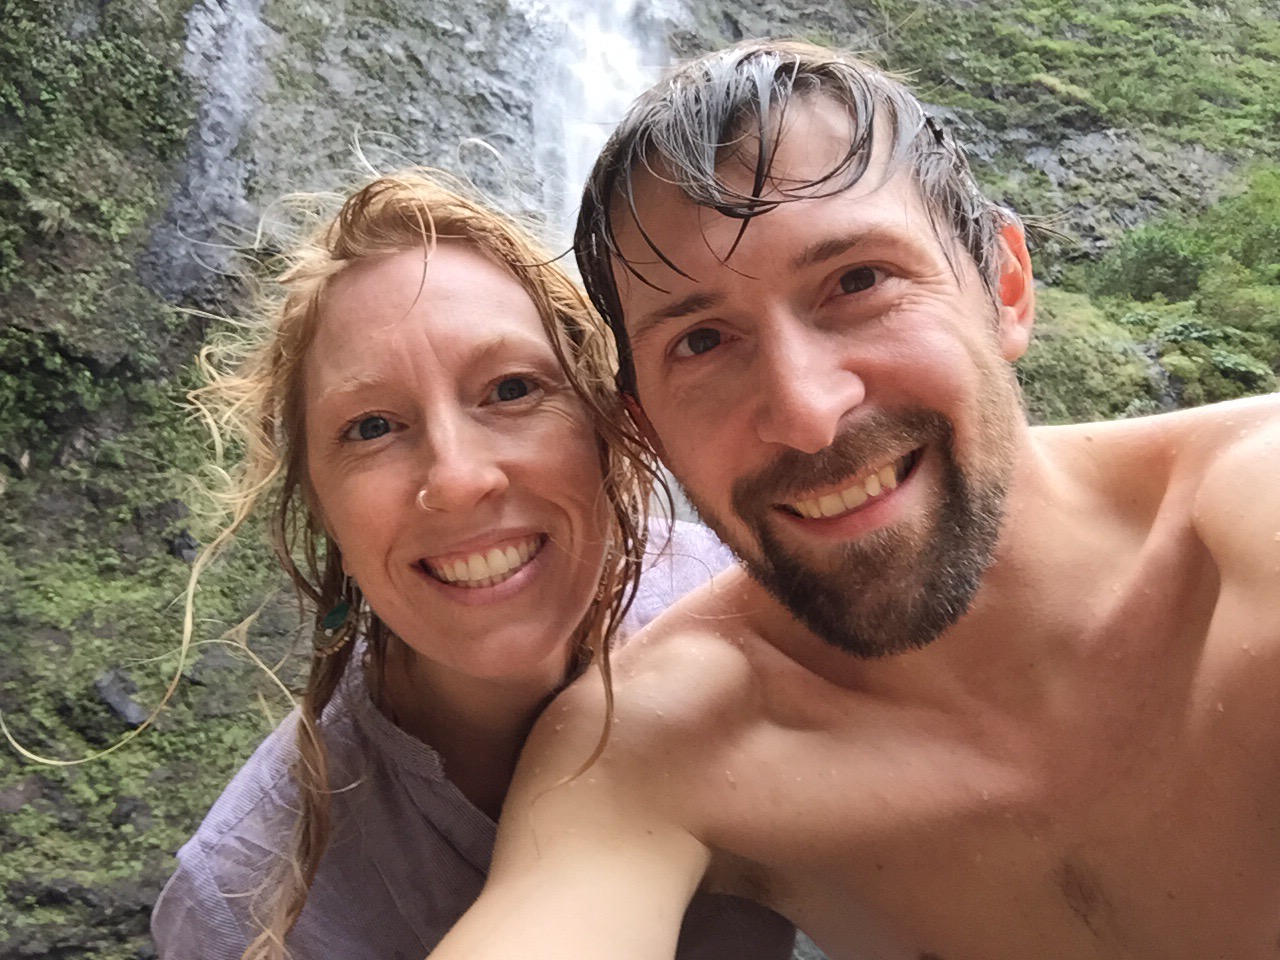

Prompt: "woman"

[150,172,794,960]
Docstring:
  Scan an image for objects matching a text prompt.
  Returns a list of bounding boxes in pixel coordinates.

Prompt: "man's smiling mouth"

[780,450,922,519]
[418,534,546,588]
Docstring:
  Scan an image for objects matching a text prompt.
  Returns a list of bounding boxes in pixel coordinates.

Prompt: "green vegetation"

[0,1,190,291]
[0,3,284,955]
[0,0,194,459]
[0,376,291,958]
[878,0,1280,153]
[1020,163,1280,422]
[861,0,1280,277]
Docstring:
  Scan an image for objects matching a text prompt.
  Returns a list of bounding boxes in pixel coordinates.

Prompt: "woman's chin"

[388,627,579,699]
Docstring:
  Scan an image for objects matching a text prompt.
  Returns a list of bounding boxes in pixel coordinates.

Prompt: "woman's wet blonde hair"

[187,169,661,959]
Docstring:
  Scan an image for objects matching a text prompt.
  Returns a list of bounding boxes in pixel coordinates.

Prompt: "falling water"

[138,0,266,303]
[511,0,698,521]
[512,0,683,241]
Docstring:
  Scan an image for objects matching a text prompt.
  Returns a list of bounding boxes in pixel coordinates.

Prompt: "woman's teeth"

[788,452,914,520]
[422,535,543,588]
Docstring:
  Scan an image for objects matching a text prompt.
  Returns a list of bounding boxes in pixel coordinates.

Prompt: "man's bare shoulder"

[1064,394,1280,560]
[1035,395,1279,527]
[608,567,766,732]
[526,568,774,802]
[1182,394,1280,584]
[1034,392,1280,450]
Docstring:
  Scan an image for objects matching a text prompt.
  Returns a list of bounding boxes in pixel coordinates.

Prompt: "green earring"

[314,599,354,658]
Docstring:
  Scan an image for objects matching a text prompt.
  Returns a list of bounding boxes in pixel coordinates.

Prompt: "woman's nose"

[414,419,509,513]
[751,322,866,454]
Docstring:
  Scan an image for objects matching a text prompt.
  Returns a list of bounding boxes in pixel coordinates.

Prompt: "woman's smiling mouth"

[418,534,547,588]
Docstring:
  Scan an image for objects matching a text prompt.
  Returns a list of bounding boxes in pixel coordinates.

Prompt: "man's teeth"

[424,536,543,587]
[790,457,907,519]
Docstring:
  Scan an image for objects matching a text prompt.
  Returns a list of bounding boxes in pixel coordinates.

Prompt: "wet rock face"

[140,0,562,309]
[248,0,552,197]
[137,0,268,305]
[1024,130,1233,254]
[668,1,1233,273]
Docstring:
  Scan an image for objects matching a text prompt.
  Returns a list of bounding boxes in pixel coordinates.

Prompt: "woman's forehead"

[316,245,543,342]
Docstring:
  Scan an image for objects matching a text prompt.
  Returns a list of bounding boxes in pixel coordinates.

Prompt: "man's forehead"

[609,97,906,308]
[613,95,874,222]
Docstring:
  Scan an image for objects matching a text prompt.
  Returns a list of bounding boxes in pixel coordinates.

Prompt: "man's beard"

[681,409,1016,659]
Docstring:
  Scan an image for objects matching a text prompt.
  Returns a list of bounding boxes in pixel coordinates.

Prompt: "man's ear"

[994,222,1036,362]
[621,391,666,460]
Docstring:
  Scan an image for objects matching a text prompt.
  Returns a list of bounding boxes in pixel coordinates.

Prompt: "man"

[429,40,1280,960]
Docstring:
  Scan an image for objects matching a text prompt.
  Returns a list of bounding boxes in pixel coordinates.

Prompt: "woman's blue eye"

[678,328,721,357]
[354,416,390,440]
[493,377,531,402]
[839,267,878,294]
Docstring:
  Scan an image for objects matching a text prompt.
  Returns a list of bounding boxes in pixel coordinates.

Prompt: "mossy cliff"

[1,2,1277,958]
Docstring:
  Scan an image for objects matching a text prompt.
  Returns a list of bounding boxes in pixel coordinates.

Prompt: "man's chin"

[742,549,952,659]
[743,491,998,659]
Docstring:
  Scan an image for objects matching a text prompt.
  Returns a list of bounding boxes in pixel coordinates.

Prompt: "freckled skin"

[428,100,1280,960]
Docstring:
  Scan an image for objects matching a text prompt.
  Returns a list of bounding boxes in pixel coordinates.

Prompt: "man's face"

[612,98,1034,657]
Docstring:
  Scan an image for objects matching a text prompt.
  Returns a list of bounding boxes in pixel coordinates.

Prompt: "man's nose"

[751,320,866,454]
[415,418,509,513]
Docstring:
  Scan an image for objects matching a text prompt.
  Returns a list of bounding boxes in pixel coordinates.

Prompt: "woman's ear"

[994,222,1036,362]
[622,392,666,460]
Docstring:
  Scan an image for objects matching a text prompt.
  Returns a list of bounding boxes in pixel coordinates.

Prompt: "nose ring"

[416,488,441,513]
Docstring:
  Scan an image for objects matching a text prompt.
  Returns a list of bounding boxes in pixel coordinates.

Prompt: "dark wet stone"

[0,777,42,815]
[185,645,253,719]
[92,669,149,728]
[30,626,72,651]
[109,797,153,834]
[133,499,188,535]
[166,529,200,564]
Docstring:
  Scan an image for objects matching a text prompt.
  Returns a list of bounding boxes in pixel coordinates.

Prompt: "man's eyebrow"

[628,229,910,342]
[790,228,907,272]
[631,291,725,344]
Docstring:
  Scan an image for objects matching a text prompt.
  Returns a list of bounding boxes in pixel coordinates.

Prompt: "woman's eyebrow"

[320,372,394,403]
[468,332,554,366]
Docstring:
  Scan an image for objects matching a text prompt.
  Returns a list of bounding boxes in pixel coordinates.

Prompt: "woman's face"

[302,244,609,696]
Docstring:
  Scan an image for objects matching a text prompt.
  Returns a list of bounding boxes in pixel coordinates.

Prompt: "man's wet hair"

[573,38,1019,395]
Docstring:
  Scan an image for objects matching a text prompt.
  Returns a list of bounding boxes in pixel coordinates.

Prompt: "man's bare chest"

[696,575,1280,959]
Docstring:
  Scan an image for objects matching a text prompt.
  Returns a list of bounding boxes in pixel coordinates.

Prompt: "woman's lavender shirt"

[151,520,795,960]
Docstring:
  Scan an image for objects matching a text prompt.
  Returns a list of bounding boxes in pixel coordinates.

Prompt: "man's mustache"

[731,410,952,518]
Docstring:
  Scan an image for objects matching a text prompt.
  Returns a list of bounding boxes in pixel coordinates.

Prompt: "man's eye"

[346,415,391,441]
[839,266,879,294]
[674,328,721,358]
[490,377,532,402]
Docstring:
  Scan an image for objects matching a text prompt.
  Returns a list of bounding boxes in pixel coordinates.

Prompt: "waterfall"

[138,0,266,303]
[510,0,698,521]
[512,0,684,241]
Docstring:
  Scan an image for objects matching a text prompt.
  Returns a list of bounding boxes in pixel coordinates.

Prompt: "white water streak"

[513,0,682,239]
